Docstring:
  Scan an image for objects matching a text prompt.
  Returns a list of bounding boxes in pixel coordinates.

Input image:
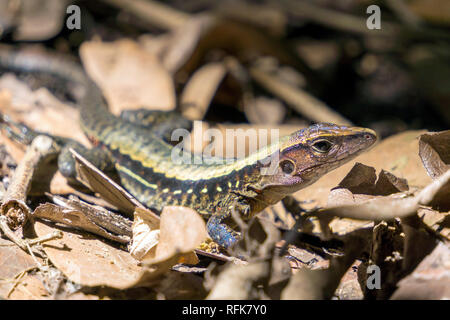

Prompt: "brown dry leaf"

[121,251,191,289]
[334,261,364,300]
[330,163,377,205]
[321,168,450,222]
[419,130,450,180]
[7,0,70,41]
[0,75,83,194]
[130,207,161,260]
[326,163,409,234]
[206,219,282,300]
[180,62,228,120]
[0,74,89,146]
[328,163,410,207]
[71,148,145,216]
[391,242,450,299]
[0,90,25,163]
[7,274,50,300]
[34,221,142,288]
[337,162,377,189]
[0,238,39,298]
[374,170,409,195]
[416,168,450,207]
[356,130,430,185]
[80,39,175,114]
[280,267,332,299]
[207,261,271,300]
[153,206,207,263]
[418,166,450,212]
[427,185,450,212]
[124,207,207,288]
[244,96,286,125]
[154,271,207,300]
[295,130,432,209]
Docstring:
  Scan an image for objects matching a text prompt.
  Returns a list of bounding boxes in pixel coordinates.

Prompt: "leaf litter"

[0,0,449,300]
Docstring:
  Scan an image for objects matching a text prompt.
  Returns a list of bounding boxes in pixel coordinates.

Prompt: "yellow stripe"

[110,136,285,181]
[116,164,158,189]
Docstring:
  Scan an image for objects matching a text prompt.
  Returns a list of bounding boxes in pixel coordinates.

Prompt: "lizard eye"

[280,160,295,174]
[312,140,332,153]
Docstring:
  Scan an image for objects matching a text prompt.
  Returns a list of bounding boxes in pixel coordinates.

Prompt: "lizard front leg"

[206,199,251,248]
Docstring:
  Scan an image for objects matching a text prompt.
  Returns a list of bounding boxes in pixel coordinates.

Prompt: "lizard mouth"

[298,157,345,176]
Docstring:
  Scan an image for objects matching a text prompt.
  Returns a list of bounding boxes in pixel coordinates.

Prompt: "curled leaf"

[80,39,176,114]
[419,130,450,179]
[323,168,450,221]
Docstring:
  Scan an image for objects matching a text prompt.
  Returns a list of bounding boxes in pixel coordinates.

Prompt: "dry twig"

[102,0,190,30]
[1,135,56,229]
[249,66,352,125]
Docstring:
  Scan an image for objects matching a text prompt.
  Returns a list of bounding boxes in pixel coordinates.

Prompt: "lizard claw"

[206,215,240,249]
[0,115,39,145]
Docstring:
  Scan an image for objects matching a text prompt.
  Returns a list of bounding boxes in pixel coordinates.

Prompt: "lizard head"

[257,123,377,198]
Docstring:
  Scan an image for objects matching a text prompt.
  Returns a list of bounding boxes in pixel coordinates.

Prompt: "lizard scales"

[0,48,377,247]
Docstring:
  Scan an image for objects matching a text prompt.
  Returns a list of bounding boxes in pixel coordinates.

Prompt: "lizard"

[0,47,377,248]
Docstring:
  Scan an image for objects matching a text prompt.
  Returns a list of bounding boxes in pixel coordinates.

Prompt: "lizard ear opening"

[279,159,295,175]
